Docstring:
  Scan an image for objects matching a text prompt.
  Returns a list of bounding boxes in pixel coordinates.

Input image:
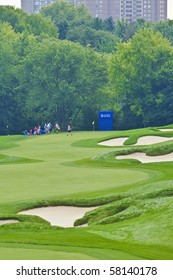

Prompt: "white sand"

[99,136,173,146]
[134,136,173,145]
[116,152,173,163]
[98,137,128,146]
[19,206,97,227]
[0,219,19,225]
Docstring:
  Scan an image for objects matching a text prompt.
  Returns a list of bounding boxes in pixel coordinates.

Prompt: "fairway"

[0,132,149,203]
[0,128,173,260]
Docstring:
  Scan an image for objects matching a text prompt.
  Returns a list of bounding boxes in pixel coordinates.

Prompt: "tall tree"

[109,29,173,128]
[0,6,26,33]
[104,17,115,32]
[154,20,173,46]
[0,6,58,38]
[18,38,108,130]
[91,17,105,31]
[0,23,25,134]
[41,1,92,40]
[66,26,117,53]
[24,13,58,38]
[114,19,153,43]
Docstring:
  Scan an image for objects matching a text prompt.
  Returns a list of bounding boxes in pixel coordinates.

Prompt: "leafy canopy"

[109,29,173,127]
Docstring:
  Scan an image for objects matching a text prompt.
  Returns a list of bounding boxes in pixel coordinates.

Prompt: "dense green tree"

[24,13,58,38]
[41,1,92,40]
[114,19,130,42]
[91,17,115,33]
[104,17,115,32]
[2,3,173,133]
[66,26,117,53]
[0,21,57,134]
[91,17,105,30]
[18,38,108,130]
[0,6,58,38]
[0,6,26,32]
[110,29,173,128]
[154,20,173,45]
[0,23,26,134]
[114,18,153,42]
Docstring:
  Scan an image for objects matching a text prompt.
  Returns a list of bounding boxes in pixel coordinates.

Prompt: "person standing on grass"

[67,124,72,135]
[55,122,61,133]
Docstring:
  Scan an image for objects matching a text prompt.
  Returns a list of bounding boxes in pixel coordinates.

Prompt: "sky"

[0,0,21,8]
[167,0,173,19]
[0,0,173,19]
[168,0,173,19]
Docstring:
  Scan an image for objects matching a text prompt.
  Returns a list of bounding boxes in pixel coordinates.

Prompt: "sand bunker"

[116,152,173,163]
[99,136,173,146]
[0,219,19,225]
[134,136,173,146]
[18,206,97,227]
[98,137,128,146]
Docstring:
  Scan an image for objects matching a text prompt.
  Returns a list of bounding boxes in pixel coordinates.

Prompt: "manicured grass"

[0,127,173,259]
[0,243,145,260]
[0,133,149,204]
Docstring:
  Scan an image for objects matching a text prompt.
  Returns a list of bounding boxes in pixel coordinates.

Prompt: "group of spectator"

[23,122,61,136]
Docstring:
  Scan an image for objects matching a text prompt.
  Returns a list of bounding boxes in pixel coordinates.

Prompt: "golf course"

[0,126,173,260]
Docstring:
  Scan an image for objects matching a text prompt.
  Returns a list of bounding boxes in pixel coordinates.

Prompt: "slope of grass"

[0,127,173,259]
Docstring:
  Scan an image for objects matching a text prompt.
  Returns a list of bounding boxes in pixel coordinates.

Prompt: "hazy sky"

[0,0,173,19]
[167,0,173,19]
[0,0,21,8]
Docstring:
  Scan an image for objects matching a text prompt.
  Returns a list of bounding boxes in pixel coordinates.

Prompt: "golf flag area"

[92,120,95,131]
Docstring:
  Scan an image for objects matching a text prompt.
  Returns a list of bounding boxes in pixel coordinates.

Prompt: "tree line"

[0,1,173,134]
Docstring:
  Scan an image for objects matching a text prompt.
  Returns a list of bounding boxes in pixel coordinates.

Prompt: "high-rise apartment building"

[17,0,167,22]
[21,0,55,14]
[143,0,167,22]
[74,0,167,22]
[72,0,120,20]
[72,0,119,19]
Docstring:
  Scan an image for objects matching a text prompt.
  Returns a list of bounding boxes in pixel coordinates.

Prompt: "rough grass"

[0,126,173,259]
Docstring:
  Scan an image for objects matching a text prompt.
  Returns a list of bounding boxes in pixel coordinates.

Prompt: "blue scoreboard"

[99,111,113,131]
